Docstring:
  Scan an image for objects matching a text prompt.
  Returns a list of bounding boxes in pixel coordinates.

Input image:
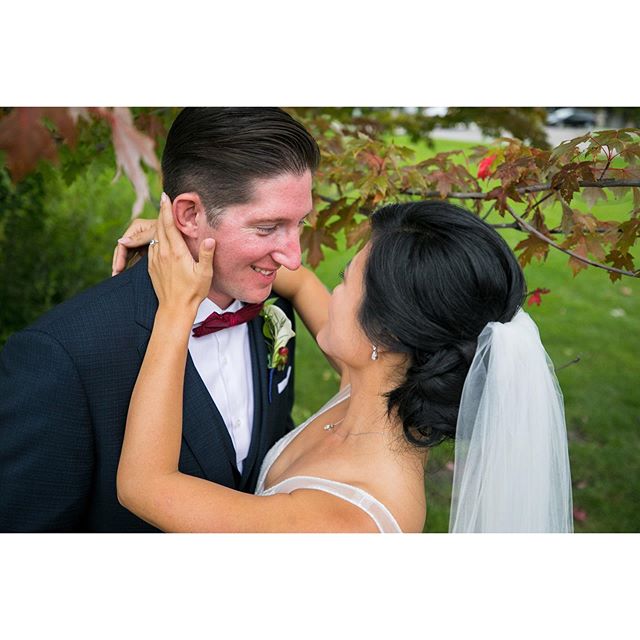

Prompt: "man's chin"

[237,286,273,305]
[208,282,273,306]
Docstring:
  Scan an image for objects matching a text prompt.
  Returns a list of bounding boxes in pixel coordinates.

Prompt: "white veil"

[449,309,573,533]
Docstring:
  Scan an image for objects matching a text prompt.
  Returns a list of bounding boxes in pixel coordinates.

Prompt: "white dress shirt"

[189,298,255,474]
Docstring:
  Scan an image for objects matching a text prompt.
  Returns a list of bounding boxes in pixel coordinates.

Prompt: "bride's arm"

[272,266,347,381]
[272,265,328,340]
[115,195,370,532]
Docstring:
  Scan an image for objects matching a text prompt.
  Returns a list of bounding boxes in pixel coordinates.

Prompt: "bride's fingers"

[112,242,143,276]
[112,245,120,276]
[196,238,215,293]
[112,219,156,276]
[158,192,184,248]
[154,193,171,248]
[118,219,157,246]
[117,220,157,251]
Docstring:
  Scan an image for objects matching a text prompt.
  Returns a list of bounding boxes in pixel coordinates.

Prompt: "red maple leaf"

[300,225,338,268]
[358,150,385,173]
[0,108,81,181]
[527,287,551,306]
[477,154,497,180]
[0,108,58,181]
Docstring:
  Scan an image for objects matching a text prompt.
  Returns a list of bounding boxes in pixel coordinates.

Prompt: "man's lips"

[251,265,278,277]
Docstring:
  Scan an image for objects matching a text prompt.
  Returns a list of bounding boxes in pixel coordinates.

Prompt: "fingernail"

[161,192,168,204]
[117,237,131,244]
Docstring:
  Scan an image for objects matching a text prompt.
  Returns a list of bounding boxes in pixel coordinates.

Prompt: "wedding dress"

[254,385,402,533]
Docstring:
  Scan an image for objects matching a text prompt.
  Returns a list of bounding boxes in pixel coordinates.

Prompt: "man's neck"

[207,291,235,311]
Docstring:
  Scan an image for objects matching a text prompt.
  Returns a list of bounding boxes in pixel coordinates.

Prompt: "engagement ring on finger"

[149,239,159,247]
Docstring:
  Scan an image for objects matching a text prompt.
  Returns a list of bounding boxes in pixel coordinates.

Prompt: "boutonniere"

[260,298,295,402]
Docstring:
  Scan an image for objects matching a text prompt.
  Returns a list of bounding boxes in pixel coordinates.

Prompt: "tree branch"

[505,204,640,279]
[481,201,497,220]
[490,223,520,229]
[528,189,557,210]
[520,179,640,194]
[320,179,640,206]
[402,179,640,200]
[403,190,486,199]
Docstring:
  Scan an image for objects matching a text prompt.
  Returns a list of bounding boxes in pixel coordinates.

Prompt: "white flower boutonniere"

[260,298,295,372]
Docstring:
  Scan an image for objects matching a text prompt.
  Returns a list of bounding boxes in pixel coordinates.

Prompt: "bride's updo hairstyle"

[359,200,526,448]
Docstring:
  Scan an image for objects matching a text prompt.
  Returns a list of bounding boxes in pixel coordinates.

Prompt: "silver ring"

[149,239,159,247]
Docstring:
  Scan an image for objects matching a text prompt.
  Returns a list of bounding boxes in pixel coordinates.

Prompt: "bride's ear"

[172,192,207,238]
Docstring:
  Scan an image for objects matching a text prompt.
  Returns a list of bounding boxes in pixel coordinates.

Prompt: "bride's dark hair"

[359,200,526,448]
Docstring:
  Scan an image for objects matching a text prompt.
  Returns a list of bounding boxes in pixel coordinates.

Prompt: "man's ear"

[172,192,206,238]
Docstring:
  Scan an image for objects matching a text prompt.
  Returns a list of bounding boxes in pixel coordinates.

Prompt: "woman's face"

[317,246,373,366]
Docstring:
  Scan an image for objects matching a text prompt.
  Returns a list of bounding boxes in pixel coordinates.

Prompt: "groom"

[0,108,320,532]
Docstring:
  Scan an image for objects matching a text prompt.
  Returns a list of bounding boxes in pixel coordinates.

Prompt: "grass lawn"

[292,136,640,533]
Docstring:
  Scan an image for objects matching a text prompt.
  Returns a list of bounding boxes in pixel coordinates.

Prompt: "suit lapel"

[181,353,241,484]
[131,257,240,484]
[239,314,269,490]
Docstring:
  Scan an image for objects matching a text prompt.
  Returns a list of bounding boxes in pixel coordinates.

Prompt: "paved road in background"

[431,123,594,147]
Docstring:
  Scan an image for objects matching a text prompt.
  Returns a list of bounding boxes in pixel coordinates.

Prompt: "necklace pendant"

[323,423,334,431]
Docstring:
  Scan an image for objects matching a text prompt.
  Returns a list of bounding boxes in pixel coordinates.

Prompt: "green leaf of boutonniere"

[260,298,295,370]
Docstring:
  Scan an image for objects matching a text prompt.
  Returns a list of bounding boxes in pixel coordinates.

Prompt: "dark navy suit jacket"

[0,257,296,532]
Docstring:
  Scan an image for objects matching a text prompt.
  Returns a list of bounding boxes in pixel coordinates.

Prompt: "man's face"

[197,171,313,307]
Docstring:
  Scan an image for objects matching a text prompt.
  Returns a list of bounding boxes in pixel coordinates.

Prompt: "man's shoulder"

[21,260,150,343]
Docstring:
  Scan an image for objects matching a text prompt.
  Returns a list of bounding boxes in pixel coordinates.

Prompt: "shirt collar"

[193,298,244,327]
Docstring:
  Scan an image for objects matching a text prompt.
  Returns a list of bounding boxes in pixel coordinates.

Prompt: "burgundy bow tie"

[192,302,264,338]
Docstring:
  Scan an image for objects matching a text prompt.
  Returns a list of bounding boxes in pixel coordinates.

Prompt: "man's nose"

[272,228,302,271]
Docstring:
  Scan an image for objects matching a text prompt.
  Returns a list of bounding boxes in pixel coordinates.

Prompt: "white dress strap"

[259,475,402,533]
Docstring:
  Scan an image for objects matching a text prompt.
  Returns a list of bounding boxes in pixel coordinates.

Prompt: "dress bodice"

[254,385,402,533]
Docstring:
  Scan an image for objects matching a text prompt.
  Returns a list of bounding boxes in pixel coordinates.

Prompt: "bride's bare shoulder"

[357,445,427,534]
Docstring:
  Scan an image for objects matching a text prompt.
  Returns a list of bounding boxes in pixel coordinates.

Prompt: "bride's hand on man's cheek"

[111,218,158,276]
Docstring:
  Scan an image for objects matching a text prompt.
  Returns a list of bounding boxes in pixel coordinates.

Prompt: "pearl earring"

[371,345,378,361]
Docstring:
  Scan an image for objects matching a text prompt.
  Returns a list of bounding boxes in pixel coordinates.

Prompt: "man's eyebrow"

[249,210,313,224]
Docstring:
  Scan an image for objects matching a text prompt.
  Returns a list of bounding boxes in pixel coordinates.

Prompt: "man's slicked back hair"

[161,108,320,226]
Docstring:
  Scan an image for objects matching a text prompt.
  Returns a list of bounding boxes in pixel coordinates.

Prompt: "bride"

[116,196,573,533]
